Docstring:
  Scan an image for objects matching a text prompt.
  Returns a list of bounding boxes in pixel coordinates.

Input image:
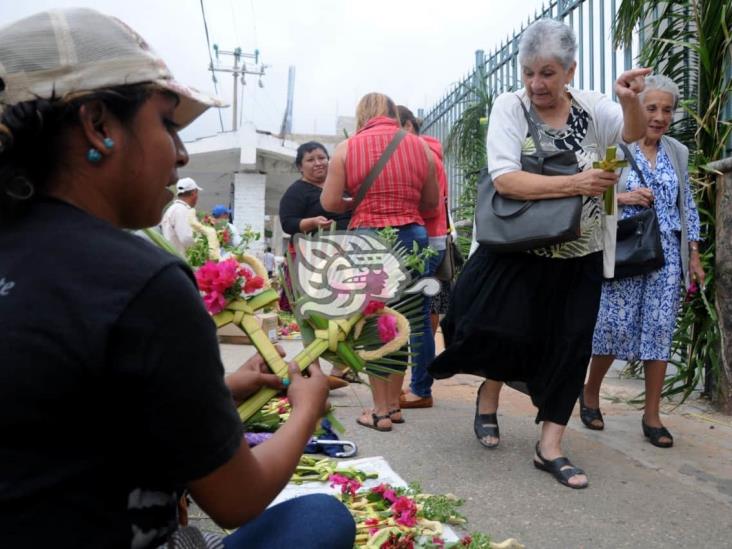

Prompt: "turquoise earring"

[103,137,115,149]
[86,148,102,163]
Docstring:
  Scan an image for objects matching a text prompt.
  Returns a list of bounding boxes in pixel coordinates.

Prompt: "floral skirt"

[429,246,603,425]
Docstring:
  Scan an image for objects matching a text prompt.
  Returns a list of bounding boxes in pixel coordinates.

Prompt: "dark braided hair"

[0,83,156,226]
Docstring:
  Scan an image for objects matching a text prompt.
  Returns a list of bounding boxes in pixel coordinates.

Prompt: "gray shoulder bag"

[475,98,582,252]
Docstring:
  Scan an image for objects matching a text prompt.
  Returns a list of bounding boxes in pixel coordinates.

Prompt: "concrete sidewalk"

[215,339,732,548]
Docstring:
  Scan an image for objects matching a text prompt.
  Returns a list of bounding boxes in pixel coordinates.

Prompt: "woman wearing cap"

[0,8,354,549]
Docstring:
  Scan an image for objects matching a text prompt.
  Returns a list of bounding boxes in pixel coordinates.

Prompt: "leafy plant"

[444,69,493,259]
[614,0,732,404]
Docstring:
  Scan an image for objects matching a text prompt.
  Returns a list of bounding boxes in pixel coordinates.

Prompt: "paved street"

[209,337,732,548]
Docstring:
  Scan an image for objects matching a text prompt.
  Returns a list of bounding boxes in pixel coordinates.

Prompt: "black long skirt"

[428,245,603,425]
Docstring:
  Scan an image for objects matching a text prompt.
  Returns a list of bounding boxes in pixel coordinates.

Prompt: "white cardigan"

[474,88,625,276]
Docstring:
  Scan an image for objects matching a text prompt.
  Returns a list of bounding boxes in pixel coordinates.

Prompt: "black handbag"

[434,234,464,281]
[612,143,665,279]
[434,200,464,282]
[475,99,582,252]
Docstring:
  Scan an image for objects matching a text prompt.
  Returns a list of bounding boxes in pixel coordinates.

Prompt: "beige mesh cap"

[0,8,227,128]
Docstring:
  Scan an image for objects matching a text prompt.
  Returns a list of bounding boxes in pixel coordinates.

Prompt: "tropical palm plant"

[444,68,493,258]
[613,0,732,405]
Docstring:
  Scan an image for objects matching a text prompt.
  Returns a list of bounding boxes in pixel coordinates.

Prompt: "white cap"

[176,177,202,195]
[0,8,227,128]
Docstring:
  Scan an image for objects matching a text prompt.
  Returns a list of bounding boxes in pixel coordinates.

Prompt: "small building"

[180,122,345,256]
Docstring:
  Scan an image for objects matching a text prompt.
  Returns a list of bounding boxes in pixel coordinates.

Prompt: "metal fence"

[421,0,646,214]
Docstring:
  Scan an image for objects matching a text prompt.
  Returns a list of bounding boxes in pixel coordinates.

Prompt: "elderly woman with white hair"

[429,18,650,489]
[582,75,704,448]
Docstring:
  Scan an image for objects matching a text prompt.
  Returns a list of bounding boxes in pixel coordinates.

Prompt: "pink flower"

[432,537,445,548]
[243,275,265,295]
[364,517,380,536]
[460,535,473,546]
[377,314,398,343]
[203,290,227,315]
[391,495,418,527]
[370,483,398,503]
[328,473,361,497]
[363,300,385,316]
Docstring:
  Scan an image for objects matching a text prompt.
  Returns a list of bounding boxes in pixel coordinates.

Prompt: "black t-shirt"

[278,179,351,235]
[0,199,242,548]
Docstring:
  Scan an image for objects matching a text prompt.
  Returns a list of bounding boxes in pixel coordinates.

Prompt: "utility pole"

[209,45,269,131]
[279,66,296,138]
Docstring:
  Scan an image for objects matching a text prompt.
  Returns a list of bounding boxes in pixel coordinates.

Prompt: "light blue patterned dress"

[592,142,701,361]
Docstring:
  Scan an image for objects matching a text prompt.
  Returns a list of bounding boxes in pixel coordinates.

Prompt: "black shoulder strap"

[617,142,648,188]
[516,95,546,154]
[352,129,407,211]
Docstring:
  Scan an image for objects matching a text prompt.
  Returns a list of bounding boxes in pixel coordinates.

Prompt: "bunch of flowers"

[195,258,265,314]
[336,481,512,548]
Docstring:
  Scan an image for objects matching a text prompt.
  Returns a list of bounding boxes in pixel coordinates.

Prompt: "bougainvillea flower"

[363,300,385,316]
[377,314,398,343]
[370,483,398,503]
[391,495,418,527]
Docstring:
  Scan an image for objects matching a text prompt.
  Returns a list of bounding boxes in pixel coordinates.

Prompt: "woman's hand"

[617,189,653,208]
[300,216,333,233]
[570,169,619,197]
[615,67,652,101]
[690,246,706,288]
[286,361,329,420]
[225,346,287,405]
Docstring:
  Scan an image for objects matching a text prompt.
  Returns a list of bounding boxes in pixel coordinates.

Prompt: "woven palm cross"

[593,146,628,215]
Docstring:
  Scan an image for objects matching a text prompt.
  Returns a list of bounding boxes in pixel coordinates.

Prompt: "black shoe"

[533,442,588,489]
[474,381,500,449]
[579,387,605,430]
[642,417,673,448]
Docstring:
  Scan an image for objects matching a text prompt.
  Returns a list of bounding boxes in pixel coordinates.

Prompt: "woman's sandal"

[579,388,605,431]
[356,412,392,432]
[474,381,500,449]
[388,408,405,424]
[533,442,588,489]
[642,417,674,448]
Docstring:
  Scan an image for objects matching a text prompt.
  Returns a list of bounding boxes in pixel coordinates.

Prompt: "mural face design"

[293,232,409,319]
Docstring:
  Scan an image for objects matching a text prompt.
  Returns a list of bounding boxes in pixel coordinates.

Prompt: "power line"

[199,0,225,132]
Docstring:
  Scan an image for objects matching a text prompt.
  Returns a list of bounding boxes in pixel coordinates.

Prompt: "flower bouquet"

[333,480,522,549]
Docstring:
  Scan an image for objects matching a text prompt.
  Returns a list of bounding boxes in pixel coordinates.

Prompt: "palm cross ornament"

[592,146,628,215]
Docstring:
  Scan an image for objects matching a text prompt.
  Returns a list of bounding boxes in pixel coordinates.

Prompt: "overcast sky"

[2,0,546,140]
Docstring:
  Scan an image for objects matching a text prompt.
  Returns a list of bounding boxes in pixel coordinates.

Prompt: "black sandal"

[474,381,500,449]
[533,442,588,489]
[579,388,604,431]
[356,412,392,432]
[642,417,673,448]
[388,408,405,424]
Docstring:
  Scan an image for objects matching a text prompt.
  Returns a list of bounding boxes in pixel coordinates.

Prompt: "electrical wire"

[199,0,225,132]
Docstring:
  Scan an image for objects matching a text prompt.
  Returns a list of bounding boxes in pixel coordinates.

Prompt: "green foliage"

[233,225,261,254]
[614,0,732,403]
[375,226,437,274]
[185,234,209,267]
[444,70,493,258]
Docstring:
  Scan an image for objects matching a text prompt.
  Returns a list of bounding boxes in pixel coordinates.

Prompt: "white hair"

[519,18,577,70]
[641,74,680,108]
